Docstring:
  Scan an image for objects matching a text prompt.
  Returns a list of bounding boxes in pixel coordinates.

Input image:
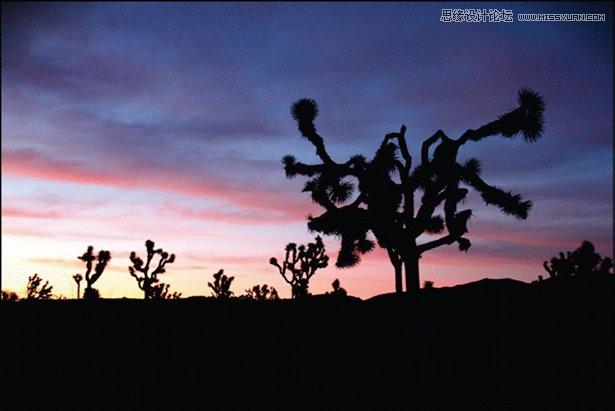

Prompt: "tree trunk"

[395,263,403,294]
[387,249,403,293]
[403,249,420,295]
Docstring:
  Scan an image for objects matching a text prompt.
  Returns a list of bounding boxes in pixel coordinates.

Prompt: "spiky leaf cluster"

[490,88,545,142]
[291,98,318,123]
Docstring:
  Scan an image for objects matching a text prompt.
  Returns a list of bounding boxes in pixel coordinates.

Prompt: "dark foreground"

[3,275,613,408]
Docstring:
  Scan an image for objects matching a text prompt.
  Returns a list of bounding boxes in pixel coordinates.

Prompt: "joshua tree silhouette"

[26,273,53,300]
[78,246,111,299]
[1,290,19,302]
[284,89,545,294]
[242,284,279,301]
[329,279,347,296]
[270,236,329,298]
[543,240,613,277]
[73,274,83,299]
[152,283,182,300]
[129,240,176,300]
[208,269,234,299]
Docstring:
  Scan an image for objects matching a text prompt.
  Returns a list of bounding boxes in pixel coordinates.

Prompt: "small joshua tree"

[152,283,182,300]
[270,236,329,298]
[78,246,111,299]
[1,290,19,302]
[329,279,347,296]
[129,240,176,300]
[73,274,83,299]
[208,269,234,299]
[423,280,434,289]
[571,241,611,275]
[543,251,574,278]
[242,284,279,301]
[543,241,613,278]
[26,273,53,300]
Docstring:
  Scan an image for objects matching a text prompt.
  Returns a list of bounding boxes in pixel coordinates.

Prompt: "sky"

[1,2,612,300]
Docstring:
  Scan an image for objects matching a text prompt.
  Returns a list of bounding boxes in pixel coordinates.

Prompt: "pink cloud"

[2,148,312,223]
[467,223,612,256]
[2,207,68,219]
[467,228,567,249]
[27,257,83,270]
[2,226,55,238]
[2,149,124,187]
[158,202,310,225]
[354,243,538,270]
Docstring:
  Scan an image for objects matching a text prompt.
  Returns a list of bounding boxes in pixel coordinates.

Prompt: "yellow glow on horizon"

[2,228,546,301]
[2,230,393,299]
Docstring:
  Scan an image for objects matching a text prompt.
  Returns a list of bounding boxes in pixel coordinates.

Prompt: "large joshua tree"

[283,89,544,294]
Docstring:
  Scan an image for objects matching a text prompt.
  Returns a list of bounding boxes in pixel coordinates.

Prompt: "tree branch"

[417,233,459,254]
[421,130,448,166]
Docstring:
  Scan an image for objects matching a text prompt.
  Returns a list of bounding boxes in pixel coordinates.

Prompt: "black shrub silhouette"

[242,284,279,301]
[1,290,19,302]
[543,240,613,278]
[26,273,53,300]
[208,269,234,299]
[152,283,182,300]
[284,89,544,294]
[78,246,111,300]
[129,240,176,300]
[270,236,329,298]
[328,279,347,296]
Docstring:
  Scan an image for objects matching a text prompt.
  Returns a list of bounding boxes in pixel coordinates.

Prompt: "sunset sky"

[2,2,612,299]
